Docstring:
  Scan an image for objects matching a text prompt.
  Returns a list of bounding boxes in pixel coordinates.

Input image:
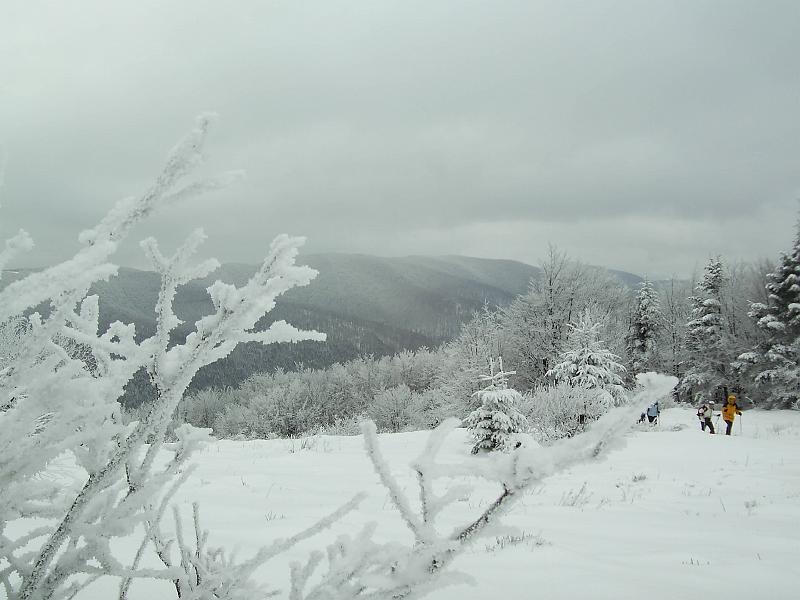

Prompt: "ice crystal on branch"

[284,395,642,599]
[0,116,326,600]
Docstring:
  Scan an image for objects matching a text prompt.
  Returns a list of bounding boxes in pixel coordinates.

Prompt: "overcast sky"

[1,0,798,278]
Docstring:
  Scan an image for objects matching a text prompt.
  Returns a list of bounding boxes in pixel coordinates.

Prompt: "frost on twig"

[0,116,326,600]
[286,405,636,600]
[157,494,366,600]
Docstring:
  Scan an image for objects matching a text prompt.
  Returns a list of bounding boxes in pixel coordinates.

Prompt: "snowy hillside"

[52,408,800,599]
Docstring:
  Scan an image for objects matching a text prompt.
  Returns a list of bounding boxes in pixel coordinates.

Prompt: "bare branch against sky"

[1,0,798,277]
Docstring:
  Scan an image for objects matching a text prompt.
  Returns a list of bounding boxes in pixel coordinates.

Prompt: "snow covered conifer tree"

[498,247,630,391]
[738,224,800,407]
[547,308,627,404]
[677,257,734,401]
[626,278,664,377]
[464,357,528,453]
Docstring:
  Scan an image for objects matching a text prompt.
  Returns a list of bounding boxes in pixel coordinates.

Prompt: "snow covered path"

[87,408,800,599]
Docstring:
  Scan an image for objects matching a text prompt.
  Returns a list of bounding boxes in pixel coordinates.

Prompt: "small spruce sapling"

[465,357,529,454]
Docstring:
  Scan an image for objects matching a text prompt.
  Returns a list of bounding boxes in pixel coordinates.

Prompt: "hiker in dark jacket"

[646,402,659,424]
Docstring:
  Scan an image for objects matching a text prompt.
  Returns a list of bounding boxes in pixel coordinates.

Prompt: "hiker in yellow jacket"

[722,395,742,436]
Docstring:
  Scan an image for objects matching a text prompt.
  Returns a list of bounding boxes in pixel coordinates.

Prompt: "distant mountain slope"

[2,254,646,404]
[108,254,543,404]
[280,254,541,340]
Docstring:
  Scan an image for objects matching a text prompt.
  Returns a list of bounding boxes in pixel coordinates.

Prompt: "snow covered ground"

[40,408,800,599]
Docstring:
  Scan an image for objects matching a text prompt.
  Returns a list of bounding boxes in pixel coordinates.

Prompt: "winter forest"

[3,2,800,599]
[165,246,791,442]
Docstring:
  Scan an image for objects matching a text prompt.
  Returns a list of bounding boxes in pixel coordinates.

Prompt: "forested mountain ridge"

[2,254,644,403]
[2,253,545,344]
[278,253,543,339]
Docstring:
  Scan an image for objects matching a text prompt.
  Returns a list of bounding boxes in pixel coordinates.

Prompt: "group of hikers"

[696,394,743,436]
[637,394,744,436]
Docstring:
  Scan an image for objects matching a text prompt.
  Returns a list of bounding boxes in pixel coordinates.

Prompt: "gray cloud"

[1,0,798,278]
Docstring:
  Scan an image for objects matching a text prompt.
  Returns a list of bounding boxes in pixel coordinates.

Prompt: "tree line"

[171,228,798,441]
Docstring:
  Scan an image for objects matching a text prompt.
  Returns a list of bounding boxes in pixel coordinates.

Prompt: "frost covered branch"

[0,116,326,600]
[284,398,639,600]
[153,494,366,600]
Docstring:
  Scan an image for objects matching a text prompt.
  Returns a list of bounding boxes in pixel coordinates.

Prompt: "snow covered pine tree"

[465,357,529,453]
[547,308,627,405]
[678,257,733,402]
[626,277,664,377]
[739,223,800,407]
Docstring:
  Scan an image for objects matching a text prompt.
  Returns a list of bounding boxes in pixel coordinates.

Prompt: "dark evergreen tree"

[678,258,733,402]
[626,278,664,378]
[738,224,800,407]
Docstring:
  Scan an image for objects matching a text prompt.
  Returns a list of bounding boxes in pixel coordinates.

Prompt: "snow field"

[71,409,800,599]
